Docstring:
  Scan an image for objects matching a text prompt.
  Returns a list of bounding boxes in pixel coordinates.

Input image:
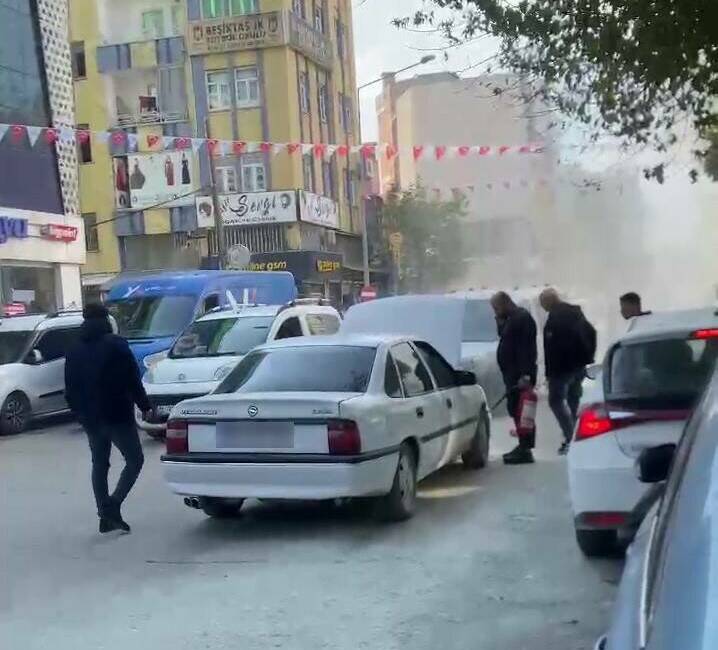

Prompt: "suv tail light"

[166,419,188,454]
[327,419,361,455]
[692,328,718,340]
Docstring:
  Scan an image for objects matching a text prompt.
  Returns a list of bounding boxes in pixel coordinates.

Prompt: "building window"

[292,0,305,18]
[202,0,225,18]
[302,154,314,191]
[319,84,328,123]
[241,156,266,192]
[141,10,165,39]
[206,70,232,110]
[344,168,357,205]
[336,21,345,59]
[299,72,309,113]
[83,213,99,252]
[76,123,92,163]
[322,161,333,197]
[171,5,183,35]
[71,42,86,79]
[235,67,261,108]
[229,0,257,14]
[216,165,238,193]
[342,95,353,132]
[314,4,324,32]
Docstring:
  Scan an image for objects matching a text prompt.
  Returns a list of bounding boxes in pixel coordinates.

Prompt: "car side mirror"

[456,370,477,386]
[637,444,676,483]
[26,349,43,365]
[585,363,602,380]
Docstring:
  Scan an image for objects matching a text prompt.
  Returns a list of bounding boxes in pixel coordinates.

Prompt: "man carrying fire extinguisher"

[491,292,538,465]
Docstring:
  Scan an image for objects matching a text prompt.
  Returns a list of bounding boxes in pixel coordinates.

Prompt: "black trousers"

[85,421,144,518]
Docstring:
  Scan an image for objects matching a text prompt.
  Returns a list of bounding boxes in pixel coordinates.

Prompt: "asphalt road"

[1,407,621,650]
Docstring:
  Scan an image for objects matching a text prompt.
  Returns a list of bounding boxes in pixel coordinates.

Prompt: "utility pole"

[205,116,225,269]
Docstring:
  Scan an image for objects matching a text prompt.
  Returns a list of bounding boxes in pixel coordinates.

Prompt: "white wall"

[57,264,83,309]
[98,0,183,44]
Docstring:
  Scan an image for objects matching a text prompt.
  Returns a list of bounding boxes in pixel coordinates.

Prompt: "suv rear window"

[462,299,498,343]
[607,336,718,409]
[216,346,377,394]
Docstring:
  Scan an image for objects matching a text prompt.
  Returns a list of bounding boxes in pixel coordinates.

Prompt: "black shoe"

[503,445,535,465]
[99,517,121,534]
[104,500,132,534]
[558,442,570,456]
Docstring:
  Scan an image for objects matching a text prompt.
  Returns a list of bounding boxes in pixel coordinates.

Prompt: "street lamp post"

[356,55,436,289]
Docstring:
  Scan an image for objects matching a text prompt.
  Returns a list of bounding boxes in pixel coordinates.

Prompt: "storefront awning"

[81,273,117,287]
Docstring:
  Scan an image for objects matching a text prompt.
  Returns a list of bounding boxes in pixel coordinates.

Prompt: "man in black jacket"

[540,288,597,455]
[65,304,151,533]
[491,291,538,465]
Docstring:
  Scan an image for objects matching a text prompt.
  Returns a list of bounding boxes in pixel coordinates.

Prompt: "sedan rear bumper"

[161,453,399,500]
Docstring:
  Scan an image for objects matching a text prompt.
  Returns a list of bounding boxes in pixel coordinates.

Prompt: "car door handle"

[416,407,424,419]
[446,398,453,409]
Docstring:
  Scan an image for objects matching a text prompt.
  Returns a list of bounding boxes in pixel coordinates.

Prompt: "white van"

[138,301,341,437]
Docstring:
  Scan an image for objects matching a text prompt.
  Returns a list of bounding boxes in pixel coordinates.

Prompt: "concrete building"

[71,0,365,303]
[0,0,83,316]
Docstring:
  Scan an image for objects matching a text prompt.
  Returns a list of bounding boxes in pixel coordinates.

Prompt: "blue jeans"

[548,370,584,443]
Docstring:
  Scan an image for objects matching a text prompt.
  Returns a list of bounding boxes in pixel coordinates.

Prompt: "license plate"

[216,421,294,449]
[155,405,173,417]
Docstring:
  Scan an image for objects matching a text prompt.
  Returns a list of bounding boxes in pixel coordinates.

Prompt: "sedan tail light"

[166,419,188,454]
[327,419,361,455]
[575,405,614,441]
[575,403,691,442]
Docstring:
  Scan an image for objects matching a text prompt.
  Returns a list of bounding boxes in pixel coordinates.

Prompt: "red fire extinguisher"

[516,387,538,447]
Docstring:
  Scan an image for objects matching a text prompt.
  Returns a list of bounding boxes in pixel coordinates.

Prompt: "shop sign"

[288,13,332,69]
[248,259,289,272]
[188,11,286,55]
[2,302,26,317]
[298,191,339,229]
[316,259,341,273]
[124,152,198,210]
[198,191,298,228]
[0,216,28,244]
[360,286,378,302]
[40,224,78,242]
[249,250,343,281]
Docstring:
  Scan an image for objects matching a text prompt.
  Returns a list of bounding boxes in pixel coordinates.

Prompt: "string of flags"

[0,123,544,161]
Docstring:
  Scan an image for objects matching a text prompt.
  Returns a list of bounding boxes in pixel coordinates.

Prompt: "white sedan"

[161,334,490,521]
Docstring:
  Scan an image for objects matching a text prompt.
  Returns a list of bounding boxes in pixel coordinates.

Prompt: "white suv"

[138,301,342,438]
[0,311,84,435]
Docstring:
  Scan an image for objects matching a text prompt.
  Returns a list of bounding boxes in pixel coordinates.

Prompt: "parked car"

[104,270,297,368]
[568,308,718,556]
[343,294,507,406]
[0,311,84,434]
[161,335,490,520]
[138,300,342,438]
[597,362,718,650]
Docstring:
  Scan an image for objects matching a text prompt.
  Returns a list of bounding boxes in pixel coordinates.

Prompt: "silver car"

[0,311,84,434]
[599,361,718,649]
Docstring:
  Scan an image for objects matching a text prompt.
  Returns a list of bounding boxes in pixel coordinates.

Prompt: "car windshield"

[462,299,499,342]
[107,295,196,340]
[215,346,377,394]
[607,336,718,409]
[169,316,273,358]
[0,331,33,365]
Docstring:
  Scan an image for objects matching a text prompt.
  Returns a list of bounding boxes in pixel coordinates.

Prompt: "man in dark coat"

[65,304,151,533]
[491,291,538,465]
[540,288,597,455]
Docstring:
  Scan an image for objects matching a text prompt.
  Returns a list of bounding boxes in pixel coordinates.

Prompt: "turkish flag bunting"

[458,146,471,157]
[361,144,376,159]
[259,142,272,153]
[385,144,398,160]
[111,131,125,146]
[478,146,491,156]
[10,124,25,141]
[336,144,349,157]
[44,128,58,144]
[233,141,246,155]
[313,143,327,159]
[77,130,91,145]
[175,137,191,149]
[519,145,532,154]
[147,134,160,148]
[206,139,219,154]
[435,146,447,161]
[498,145,511,155]
[286,143,300,155]
[413,145,424,161]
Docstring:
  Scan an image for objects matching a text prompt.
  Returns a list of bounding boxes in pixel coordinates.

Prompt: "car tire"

[376,443,417,522]
[0,392,31,436]
[575,528,619,557]
[462,410,490,470]
[200,497,245,518]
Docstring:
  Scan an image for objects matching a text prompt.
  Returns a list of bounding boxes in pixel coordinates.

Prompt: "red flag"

[498,145,511,155]
[175,136,191,149]
[313,143,327,159]
[44,128,58,144]
[518,145,532,154]
[478,146,491,156]
[361,144,376,159]
[10,124,25,142]
[111,131,125,146]
[259,141,272,153]
[77,130,91,145]
[286,142,300,155]
[207,139,219,155]
[458,146,471,158]
[435,146,447,161]
[147,133,160,148]
[412,145,424,161]
[233,141,247,155]
[336,144,349,157]
[385,143,398,160]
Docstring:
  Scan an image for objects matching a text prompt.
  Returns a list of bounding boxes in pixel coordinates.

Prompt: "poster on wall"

[298,191,339,229]
[196,191,297,228]
[113,157,130,208]
[124,152,198,210]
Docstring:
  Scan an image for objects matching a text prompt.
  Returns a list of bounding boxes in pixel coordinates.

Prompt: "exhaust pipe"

[183,497,201,509]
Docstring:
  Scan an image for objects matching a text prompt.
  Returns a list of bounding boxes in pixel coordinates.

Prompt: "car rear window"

[607,336,718,409]
[215,346,377,394]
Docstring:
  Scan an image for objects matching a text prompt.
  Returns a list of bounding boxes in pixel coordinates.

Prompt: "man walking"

[491,291,538,464]
[540,288,597,455]
[65,304,151,533]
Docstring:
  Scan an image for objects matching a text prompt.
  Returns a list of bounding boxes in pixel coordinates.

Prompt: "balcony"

[96,36,185,74]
